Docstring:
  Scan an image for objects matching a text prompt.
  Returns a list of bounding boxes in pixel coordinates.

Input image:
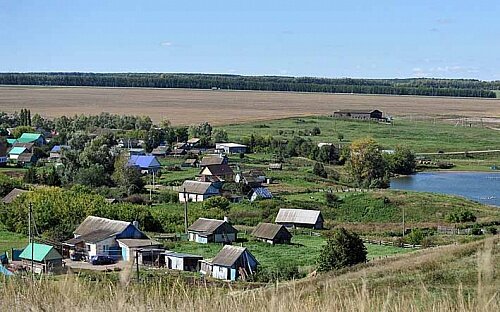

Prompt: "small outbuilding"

[182,158,199,168]
[275,208,324,229]
[19,243,63,274]
[164,252,203,272]
[49,145,71,160]
[117,238,162,262]
[333,109,383,120]
[251,223,292,245]
[215,143,247,154]
[200,245,258,281]
[7,146,27,161]
[187,218,238,244]
[249,187,273,202]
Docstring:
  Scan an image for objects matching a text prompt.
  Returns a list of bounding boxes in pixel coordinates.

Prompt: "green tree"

[347,138,389,188]
[23,167,38,184]
[11,126,35,138]
[111,156,144,194]
[317,227,367,272]
[317,144,339,164]
[212,129,228,143]
[202,196,230,212]
[74,164,109,187]
[387,145,416,175]
[313,162,328,178]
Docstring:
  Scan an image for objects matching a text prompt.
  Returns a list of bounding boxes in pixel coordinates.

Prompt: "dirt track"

[1,86,499,125]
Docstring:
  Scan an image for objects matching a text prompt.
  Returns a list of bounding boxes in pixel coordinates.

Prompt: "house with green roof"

[19,243,63,274]
[7,146,27,160]
[6,138,17,145]
[17,133,46,145]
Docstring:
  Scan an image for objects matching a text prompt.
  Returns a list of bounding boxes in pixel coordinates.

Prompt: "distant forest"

[0,72,498,98]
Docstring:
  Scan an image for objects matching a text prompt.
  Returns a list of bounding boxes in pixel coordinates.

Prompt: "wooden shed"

[251,223,292,245]
[19,243,63,274]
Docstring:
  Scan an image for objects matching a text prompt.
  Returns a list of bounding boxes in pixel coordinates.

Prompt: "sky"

[1,1,499,80]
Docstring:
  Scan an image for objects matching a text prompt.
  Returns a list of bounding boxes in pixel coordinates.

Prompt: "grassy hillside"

[1,236,497,311]
[221,116,500,153]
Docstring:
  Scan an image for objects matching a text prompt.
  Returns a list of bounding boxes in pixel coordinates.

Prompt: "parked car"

[89,255,115,265]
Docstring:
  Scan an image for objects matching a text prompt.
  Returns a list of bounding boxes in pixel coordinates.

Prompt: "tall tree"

[347,137,389,188]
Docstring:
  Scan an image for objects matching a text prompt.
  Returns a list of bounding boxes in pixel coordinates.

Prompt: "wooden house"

[199,164,234,182]
[182,158,199,168]
[200,245,258,281]
[49,145,71,160]
[16,152,37,167]
[275,209,324,229]
[251,223,292,245]
[178,180,220,202]
[200,154,228,167]
[187,218,238,244]
[63,216,148,261]
[7,146,27,161]
[19,243,63,274]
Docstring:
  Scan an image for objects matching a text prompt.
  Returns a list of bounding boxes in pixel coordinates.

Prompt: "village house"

[199,164,234,182]
[128,148,146,156]
[249,187,273,202]
[49,145,71,160]
[333,109,383,120]
[17,133,46,146]
[275,209,324,229]
[19,243,64,274]
[181,158,199,168]
[178,180,220,202]
[151,146,168,157]
[215,143,247,154]
[170,148,186,157]
[7,146,27,161]
[187,217,238,244]
[16,152,37,167]
[164,252,203,272]
[200,245,258,281]
[200,154,228,167]
[2,188,28,204]
[127,155,161,174]
[235,170,266,186]
[63,216,148,261]
[186,138,201,148]
[251,223,292,245]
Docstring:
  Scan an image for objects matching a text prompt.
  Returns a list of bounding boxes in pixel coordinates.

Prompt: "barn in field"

[275,209,324,229]
[251,223,292,245]
[333,109,383,120]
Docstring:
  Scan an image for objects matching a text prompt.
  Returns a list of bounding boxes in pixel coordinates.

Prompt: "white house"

[215,143,247,154]
[178,180,220,202]
[187,218,238,244]
[200,245,258,281]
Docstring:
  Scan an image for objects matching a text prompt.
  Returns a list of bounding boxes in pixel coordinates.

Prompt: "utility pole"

[402,206,406,237]
[29,202,34,280]
[135,250,140,282]
[183,188,188,234]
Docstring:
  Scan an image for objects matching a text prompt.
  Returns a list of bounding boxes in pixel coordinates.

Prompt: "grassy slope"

[0,228,27,254]
[221,116,500,153]
[170,234,414,273]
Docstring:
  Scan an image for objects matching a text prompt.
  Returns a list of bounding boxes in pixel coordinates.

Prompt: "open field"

[1,86,500,125]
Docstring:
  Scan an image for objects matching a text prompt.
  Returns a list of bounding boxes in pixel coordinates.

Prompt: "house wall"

[168,256,184,270]
[87,237,118,258]
[212,265,229,280]
[188,232,209,244]
[214,233,236,243]
[179,192,217,203]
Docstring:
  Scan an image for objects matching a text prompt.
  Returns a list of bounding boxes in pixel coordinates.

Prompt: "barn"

[251,223,292,245]
[275,209,324,229]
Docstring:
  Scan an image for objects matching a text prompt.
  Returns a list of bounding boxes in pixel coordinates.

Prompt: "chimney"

[223,216,229,223]
[132,220,140,229]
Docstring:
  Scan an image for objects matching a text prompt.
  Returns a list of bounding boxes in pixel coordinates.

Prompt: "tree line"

[0,73,496,98]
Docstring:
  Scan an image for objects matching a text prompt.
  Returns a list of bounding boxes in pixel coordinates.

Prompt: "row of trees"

[0,73,496,98]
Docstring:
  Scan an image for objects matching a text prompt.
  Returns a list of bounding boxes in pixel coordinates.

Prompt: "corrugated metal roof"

[8,147,27,155]
[19,243,62,262]
[128,155,161,169]
[188,218,236,235]
[211,245,247,267]
[164,251,203,259]
[251,187,272,199]
[251,223,290,240]
[74,216,131,237]
[201,164,234,176]
[2,188,28,204]
[275,209,322,225]
[17,153,35,162]
[200,155,226,166]
[117,239,160,248]
[180,180,217,195]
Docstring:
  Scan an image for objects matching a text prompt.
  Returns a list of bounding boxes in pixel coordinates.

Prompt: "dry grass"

[1,86,500,125]
[1,236,498,311]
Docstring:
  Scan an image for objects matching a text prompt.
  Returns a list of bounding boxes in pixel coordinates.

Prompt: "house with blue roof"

[128,155,161,174]
[49,145,71,160]
[250,187,273,202]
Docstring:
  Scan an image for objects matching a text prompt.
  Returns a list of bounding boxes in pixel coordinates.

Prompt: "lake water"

[390,171,500,207]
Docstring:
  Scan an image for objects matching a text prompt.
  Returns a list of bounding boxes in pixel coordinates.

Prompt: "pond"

[390,171,500,207]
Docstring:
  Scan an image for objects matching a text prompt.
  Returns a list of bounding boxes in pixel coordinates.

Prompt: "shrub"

[325,192,340,206]
[486,226,498,235]
[313,162,327,178]
[202,196,230,212]
[317,227,367,272]
[446,209,476,223]
[470,224,483,235]
[405,228,425,245]
[157,190,179,203]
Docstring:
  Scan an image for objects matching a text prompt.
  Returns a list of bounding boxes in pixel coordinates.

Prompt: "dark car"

[90,255,116,265]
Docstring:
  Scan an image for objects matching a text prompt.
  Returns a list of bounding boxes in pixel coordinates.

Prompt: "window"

[86,244,91,251]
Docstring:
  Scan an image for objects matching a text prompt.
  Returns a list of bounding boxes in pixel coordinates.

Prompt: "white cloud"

[160,41,173,47]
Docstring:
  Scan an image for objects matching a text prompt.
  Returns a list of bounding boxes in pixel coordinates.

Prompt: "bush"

[325,192,340,206]
[470,224,483,235]
[313,162,327,178]
[486,226,498,235]
[157,190,179,204]
[405,228,425,245]
[317,227,367,272]
[446,209,476,223]
[202,196,230,212]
